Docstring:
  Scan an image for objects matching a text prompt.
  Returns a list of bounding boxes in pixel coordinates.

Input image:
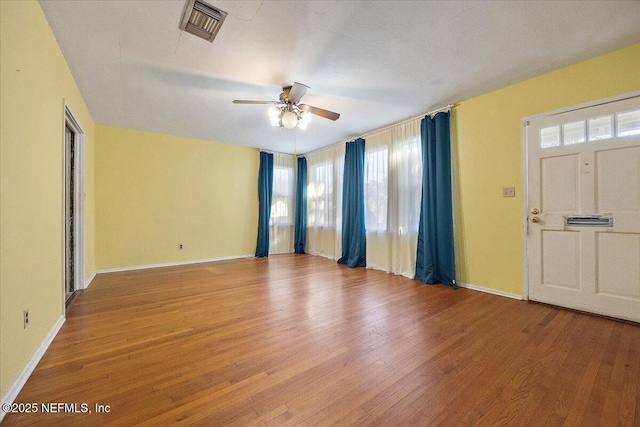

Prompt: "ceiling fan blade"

[232,100,279,104]
[299,104,340,121]
[288,82,310,104]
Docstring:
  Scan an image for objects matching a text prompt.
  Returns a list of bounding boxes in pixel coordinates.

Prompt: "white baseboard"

[95,254,253,274]
[1,316,65,422]
[84,271,96,289]
[458,282,523,300]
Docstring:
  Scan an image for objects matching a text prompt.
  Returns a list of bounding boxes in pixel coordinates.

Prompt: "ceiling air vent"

[180,0,227,43]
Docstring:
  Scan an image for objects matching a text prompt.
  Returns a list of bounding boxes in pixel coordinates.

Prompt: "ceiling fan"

[233,82,340,129]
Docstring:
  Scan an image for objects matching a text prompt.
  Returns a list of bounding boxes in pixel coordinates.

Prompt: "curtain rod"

[360,103,456,139]
[300,103,456,156]
[259,148,291,156]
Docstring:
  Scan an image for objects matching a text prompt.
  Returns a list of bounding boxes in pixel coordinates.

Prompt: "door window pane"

[617,110,640,137]
[540,126,560,148]
[588,116,612,141]
[563,121,585,145]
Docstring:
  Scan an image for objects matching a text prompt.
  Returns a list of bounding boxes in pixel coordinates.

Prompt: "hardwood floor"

[3,254,639,426]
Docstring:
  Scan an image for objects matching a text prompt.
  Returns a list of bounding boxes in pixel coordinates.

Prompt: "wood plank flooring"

[3,254,639,426]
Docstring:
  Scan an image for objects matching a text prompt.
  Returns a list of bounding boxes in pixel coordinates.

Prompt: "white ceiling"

[40,0,640,154]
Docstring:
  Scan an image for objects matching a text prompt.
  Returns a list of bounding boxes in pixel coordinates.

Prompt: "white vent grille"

[180,0,227,42]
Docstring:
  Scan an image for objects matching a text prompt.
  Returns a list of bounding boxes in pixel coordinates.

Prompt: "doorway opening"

[64,105,84,310]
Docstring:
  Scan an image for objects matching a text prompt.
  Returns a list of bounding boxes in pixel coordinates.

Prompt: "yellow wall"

[1,0,637,405]
[0,1,95,398]
[95,125,259,269]
[453,43,640,295]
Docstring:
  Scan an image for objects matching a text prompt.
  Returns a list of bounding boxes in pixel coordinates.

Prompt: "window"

[617,109,640,137]
[270,166,293,225]
[269,153,295,254]
[305,144,345,260]
[541,108,640,148]
[540,126,560,148]
[562,121,585,145]
[365,147,388,231]
[364,119,422,278]
[308,161,334,227]
[588,116,612,141]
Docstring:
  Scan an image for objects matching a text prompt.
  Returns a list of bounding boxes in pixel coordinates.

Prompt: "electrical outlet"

[503,187,516,198]
[24,310,29,329]
[178,244,183,250]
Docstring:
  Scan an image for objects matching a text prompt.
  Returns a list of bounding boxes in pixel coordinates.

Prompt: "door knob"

[531,208,540,215]
[531,216,541,223]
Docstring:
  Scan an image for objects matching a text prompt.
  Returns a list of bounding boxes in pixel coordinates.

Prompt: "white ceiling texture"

[40,0,640,154]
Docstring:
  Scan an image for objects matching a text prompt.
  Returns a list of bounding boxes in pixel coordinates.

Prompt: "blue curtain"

[294,157,307,254]
[255,151,273,257]
[338,138,366,267]
[415,112,456,287]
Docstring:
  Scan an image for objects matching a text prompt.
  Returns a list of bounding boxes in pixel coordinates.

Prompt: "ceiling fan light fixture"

[268,106,281,119]
[268,106,282,126]
[299,111,311,125]
[281,111,298,129]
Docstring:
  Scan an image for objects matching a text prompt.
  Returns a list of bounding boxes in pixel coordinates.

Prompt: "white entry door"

[526,95,640,323]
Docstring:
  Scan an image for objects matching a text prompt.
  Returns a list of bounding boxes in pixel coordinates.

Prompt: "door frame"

[522,90,640,302]
[63,101,85,314]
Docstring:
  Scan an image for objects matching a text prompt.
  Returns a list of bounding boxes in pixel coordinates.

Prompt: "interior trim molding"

[458,282,523,300]
[95,254,254,274]
[63,101,86,306]
[84,272,96,289]
[0,316,65,422]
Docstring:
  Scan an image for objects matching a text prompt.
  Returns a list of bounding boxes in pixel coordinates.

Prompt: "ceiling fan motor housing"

[279,86,292,104]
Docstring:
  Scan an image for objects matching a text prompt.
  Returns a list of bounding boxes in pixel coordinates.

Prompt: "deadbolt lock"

[531,208,540,215]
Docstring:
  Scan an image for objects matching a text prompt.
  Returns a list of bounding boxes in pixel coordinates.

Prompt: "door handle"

[531,216,541,223]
